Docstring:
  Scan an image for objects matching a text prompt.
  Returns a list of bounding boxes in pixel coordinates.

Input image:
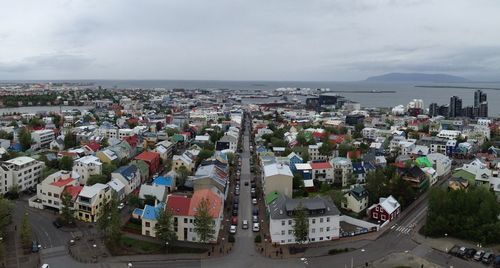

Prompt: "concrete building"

[262,163,293,197]
[36,170,79,210]
[342,185,369,213]
[330,157,352,187]
[32,129,55,149]
[76,183,112,222]
[268,194,340,245]
[72,155,102,185]
[0,156,44,194]
[111,165,142,195]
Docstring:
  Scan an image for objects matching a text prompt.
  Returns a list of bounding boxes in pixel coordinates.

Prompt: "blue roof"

[113,165,138,180]
[132,208,143,217]
[352,162,366,175]
[142,203,164,221]
[9,143,22,152]
[153,176,174,187]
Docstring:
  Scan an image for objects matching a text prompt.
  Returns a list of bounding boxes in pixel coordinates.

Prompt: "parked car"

[474,250,485,261]
[252,223,260,232]
[251,192,256,198]
[229,225,237,234]
[52,220,62,229]
[252,198,257,205]
[482,252,494,264]
[117,203,125,210]
[465,248,477,258]
[233,203,238,210]
[244,181,249,186]
[251,187,256,194]
[493,255,500,267]
[252,215,258,223]
[232,209,238,216]
[233,198,239,204]
[231,216,238,225]
[31,241,40,253]
[235,189,240,196]
[253,207,259,216]
[242,220,249,229]
[457,247,467,258]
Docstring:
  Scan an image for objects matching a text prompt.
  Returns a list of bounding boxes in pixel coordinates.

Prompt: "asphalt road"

[13,199,73,249]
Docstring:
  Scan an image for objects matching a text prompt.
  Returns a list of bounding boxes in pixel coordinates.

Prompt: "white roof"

[195,135,210,141]
[379,195,400,214]
[5,156,35,166]
[139,184,167,201]
[263,163,293,178]
[75,155,102,165]
[79,183,109,198]
[295,163,312,170]
[107,178,125,192]
[303,179,314,188]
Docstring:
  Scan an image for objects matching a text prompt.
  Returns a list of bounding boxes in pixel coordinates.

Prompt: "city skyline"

[1,1,500,81]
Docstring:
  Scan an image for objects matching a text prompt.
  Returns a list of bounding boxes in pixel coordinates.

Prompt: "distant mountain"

[365,72,469,82]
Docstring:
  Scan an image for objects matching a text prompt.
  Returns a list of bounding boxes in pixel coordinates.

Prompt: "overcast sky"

[1,0,499,81]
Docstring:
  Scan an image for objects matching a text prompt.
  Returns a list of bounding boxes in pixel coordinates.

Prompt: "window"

[312,219,316,224]
[326,227,330,232]
[326,217,330,222]
[375,207,379,211]
[288,230,292,235]
[281,220,285,226]
[190,219,193,223]
[281,230,285,235]
[381,215,386,221]
[288,220,292,225]
[320,218,323,223]
[373,212,378,219]
[145,222,150,227]
[320,228,323,232]
[281,240,285,244]
[184,218,188,223]
[311,228,315,233]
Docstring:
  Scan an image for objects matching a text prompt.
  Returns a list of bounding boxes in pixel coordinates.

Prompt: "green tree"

[63,133,78,149]
[292,172,304,190]
[292,203,309,244]
[128,195,142,209]
[102,163,117,178]
[318,142,334,157]
[196,149,214,166]
[337,143,354,157]
[97,195,122,246]
[0,198,13,232]
[86,175,109,186]
[59,156,74,171]
[18,127,32,151]
[364,168,389,205]
[20,214,32,249]
[193,198,215,243]
[155,207,177,249]
[296,132,307,146]
[60,192,74,225]
[176,165,190,187]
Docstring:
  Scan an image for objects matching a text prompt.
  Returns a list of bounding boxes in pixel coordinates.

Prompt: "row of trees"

[364,167,416,208]
[425,187,500,244]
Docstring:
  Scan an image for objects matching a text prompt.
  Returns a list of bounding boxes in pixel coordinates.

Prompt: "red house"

[367,195,401,223]
[134,151,161,176]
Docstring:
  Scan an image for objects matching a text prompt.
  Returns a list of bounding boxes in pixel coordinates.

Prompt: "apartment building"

[0,156,44,194]
[330,157,352,187]
[76,183,112,222]
[37,170,79,210]
[32,129,56,149]
[268,195,340,245]
[72,155,102,185]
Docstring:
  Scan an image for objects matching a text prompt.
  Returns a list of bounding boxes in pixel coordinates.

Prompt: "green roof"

[265,191,280,205]
[452,169,475,184]
[416,156,433,168]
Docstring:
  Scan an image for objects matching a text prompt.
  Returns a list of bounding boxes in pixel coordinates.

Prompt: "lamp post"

[128,263,133,268]
[444,234,448,252]
[165,241,169,254]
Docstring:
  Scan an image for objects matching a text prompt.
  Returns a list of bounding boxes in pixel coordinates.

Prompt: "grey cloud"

[0,54,94,73]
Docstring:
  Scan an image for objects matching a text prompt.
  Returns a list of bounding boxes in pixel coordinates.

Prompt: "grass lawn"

[120,236,162,253]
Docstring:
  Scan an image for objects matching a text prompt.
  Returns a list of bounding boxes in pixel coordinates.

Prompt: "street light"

[128,263,133,267]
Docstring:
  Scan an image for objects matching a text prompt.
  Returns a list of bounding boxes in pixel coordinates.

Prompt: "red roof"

[310,162,333,170]
[134,151,160,162]
[189,189,222,218]
[50,178,75,187]
[63,185,83,201]
[347,150,361,159]
[86,141,101,152]
[312,132,324,138]
[329,134,345,144]
[167,195,191,216]
[123,134,138,148]
[391,162,406,169]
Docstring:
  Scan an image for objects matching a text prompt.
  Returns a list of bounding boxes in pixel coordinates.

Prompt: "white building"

[0,156,44,194]
[73,155,102,185]
[426,153,452,178]
[262,163,293,197]
[362,128,379,140]
[437,130,461,140]
[118,128,134,139]
[36,170,79,210]
[268,195,340,245]
[32,129,55,149]
[76,183,112,222]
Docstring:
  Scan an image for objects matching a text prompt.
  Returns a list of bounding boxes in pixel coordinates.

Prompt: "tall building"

[429,103,438,117]
[0,156,44,194]
[479,102,488,118]
[449,96,462,118]
[474,90,487,108]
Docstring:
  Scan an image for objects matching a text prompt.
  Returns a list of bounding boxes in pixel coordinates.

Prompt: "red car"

[231,216,238,225]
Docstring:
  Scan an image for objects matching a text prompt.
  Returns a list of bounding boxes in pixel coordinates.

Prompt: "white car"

[252,223,260,232]
[252,198,257,205]
[230,225,237,234]
[242,220,249,229]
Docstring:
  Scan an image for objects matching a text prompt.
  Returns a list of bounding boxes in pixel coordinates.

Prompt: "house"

[50,135,65,151]
[448,177,470,191]
[36,170,79,210]
[172,154,195,173]
[342,185,369,213]
[107,178,126,201]
[426,153,452,178]
[402,166,429,191]
[155,140,174,162]
[134,151,161,176]
[0,156,45,195]
[136,202,164,237]
[268,194,340,244]
[367,195,401,223]
[111,165,142,195]
[72,155,102,185]
[330,157,352,187]
[262,163,293,197]
[130,160,150,183]
[32,129,55,149]
[165,189,223,242]
[139,184,168,203]
[189,163,228,199]
[310,162,334,183]
[308,143,327,161]
[362,128,379,140]
[217,132,238,152]
[287,152,303,171]
[96,149,118,164]
[75,183,112,222]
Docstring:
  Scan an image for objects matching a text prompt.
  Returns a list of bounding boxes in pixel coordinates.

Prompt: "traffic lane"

[202,255,304,268]
[14,200,72,248]
[128,260,201,268]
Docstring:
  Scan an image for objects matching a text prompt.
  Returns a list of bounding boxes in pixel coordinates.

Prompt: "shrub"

[228,235,235,243]
[254,234,262,243]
